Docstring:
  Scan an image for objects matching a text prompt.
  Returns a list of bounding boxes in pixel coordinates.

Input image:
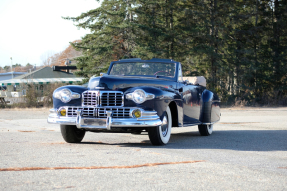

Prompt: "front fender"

[53,85,88,109]
[124,86,181,121]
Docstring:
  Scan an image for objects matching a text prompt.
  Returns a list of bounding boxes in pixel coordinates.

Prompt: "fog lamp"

[59,108,66,116]
[133,109,141,118]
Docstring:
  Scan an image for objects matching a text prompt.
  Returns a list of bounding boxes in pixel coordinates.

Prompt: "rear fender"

[199,90,220,123]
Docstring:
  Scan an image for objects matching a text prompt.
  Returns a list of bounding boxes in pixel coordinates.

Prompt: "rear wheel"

[148,106,172,145]
[60,125,86,143]
[198,124,213,136]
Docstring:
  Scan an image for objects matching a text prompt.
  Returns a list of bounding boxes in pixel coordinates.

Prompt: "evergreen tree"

[64,0,135,79]
[66,0,287,105]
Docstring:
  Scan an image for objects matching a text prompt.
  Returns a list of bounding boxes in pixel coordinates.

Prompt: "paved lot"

[0,107,286,190]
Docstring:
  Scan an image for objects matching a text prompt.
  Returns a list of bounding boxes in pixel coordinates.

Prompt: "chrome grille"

[101,92,123,106]
[67,107,82,117]
[66,107,130,118]
[82,91,123,107]
[82,107,96,117]
[98,108,130,118]
[82,91,99,106]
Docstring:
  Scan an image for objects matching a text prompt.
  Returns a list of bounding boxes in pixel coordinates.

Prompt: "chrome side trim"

[201,119,220,125]
[183,123,201,127]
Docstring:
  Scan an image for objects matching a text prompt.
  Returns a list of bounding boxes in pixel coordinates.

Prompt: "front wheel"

[198,124,213,136]
[148,106,172,145]
[60,125,86,143]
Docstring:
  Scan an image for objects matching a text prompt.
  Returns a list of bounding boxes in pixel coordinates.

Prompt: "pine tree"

[64,0,135,78]
[65,0,287,105]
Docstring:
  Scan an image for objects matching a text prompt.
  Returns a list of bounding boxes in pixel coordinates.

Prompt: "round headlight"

[132,89,146,104]
[53,88,72,103]
[60,89,72,103]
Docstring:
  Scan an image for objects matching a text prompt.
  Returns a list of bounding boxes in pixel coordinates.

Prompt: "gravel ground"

[0,107,286,190]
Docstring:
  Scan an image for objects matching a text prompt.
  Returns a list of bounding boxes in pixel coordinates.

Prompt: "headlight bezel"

[126,89,155,104]
[53,88,81,103]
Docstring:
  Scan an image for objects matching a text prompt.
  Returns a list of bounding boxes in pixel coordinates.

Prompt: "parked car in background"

[0,85,7,91]
[48,58,220,145]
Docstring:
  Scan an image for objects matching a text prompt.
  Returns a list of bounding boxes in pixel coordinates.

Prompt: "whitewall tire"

[198,124,213,136]
[148,106,172,145]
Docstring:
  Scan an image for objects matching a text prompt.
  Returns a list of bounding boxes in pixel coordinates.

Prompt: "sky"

[0,0,100,68]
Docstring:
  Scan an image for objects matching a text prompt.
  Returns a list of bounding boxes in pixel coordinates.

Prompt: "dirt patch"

[66,186,75,189]
[0,160,204,172]
[18,130,35,133]
[278,167,287,169]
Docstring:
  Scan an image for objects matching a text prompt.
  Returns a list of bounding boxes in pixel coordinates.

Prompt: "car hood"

[88,75,176,90]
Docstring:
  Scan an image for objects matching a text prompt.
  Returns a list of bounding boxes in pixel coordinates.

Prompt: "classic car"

[47,58,220,145]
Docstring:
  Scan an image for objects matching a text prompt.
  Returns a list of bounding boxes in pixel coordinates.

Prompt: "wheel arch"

[168,101,178,127]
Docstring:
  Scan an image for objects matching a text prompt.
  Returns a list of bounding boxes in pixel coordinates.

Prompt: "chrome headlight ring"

[126,89,155,104]
[53,88,81,103]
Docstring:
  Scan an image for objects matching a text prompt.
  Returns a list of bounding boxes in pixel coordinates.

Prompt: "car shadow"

[166,129,287,151]
[81,129,287,151]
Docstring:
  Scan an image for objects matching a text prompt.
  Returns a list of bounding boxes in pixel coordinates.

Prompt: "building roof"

[0,72,26,76]
[14,67,77,79]
[0,78,84,85]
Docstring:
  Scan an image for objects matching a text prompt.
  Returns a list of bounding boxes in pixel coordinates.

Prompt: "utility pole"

[10,57,13,79]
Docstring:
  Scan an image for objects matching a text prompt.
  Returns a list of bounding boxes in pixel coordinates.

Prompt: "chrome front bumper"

[47,108,162,130]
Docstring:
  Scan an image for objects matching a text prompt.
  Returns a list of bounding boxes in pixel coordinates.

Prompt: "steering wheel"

[154,71,172,76]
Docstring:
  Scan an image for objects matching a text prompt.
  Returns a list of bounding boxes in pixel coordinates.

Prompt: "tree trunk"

[273,0,281,85]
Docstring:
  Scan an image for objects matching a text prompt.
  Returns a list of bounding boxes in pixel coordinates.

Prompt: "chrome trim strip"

[47,116,77,125]
[141,111,157,116]
[76,117,162,130]
[183,123,201,127]
[201,119,220,125]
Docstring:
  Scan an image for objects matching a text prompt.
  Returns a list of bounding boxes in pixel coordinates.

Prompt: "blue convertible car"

[48,58,220,145]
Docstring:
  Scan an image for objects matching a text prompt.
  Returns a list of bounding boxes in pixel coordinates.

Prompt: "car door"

[177,64,202,126]
[181,84,202,125]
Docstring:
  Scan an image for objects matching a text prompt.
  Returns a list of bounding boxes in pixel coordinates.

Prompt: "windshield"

[109,62,176,77]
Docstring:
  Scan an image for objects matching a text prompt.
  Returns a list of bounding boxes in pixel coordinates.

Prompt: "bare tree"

[41,51,58,66]
[40,40,82,66]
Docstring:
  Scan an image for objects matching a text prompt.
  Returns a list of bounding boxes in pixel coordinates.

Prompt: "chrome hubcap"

[161,115,168,137]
